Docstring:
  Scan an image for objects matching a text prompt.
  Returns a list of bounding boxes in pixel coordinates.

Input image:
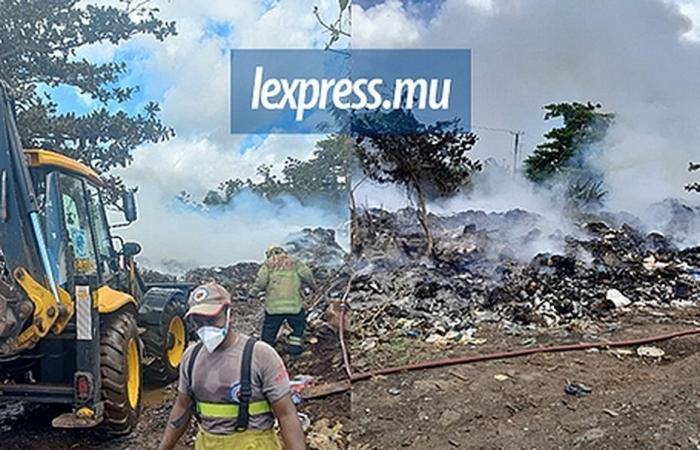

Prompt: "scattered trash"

[306,418,345,450]
[636,346,665,358]
[494,374,510,382]
[297,412,312,431]
[290,375,316,404]
[603,409,620,417]
[349,205,700,340]
[520,337,536,346]
[609,348,634,357]
[565,383,592,397]
[606,289,631,308]
[387,388,401,396]
[425,334,442,344]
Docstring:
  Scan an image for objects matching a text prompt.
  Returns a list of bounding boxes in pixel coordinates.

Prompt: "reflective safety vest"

[188,337,272,430]
[196,400,271,419]
[253,255,315,315]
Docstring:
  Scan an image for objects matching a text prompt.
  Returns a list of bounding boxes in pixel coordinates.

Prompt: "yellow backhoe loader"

[0,81,189,434]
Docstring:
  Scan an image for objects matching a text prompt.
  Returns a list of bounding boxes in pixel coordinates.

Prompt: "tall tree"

[0,0,176,201]
[198,134,353,208]
[354,110,481,255]
[279,134,353,205]
[525,102,614,206]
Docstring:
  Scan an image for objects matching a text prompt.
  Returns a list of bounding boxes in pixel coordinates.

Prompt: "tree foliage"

[525,102,614,183]
[354,109,481,254]
[524,102,614,208]
[198,135,354,207]
[0,0,176,201]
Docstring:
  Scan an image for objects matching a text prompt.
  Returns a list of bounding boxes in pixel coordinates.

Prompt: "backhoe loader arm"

[0,81,63,354]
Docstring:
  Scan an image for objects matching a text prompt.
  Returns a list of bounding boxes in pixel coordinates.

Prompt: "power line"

[472,125,525,176]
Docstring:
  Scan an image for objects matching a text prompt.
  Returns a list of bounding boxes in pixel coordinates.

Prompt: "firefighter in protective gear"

[157,282,307,450]
[252,246,316,356]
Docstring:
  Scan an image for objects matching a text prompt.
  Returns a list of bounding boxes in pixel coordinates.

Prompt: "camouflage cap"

[185,281,231,317]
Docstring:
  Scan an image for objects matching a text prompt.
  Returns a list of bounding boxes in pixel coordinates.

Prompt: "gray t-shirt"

[178,333,291,434]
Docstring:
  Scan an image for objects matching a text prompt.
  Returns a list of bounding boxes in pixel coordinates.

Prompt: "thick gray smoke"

[353,0,700,246]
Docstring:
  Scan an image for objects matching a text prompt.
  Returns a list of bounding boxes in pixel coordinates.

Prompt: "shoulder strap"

[187,341,204,398]
[234,336,257,431]
[186,341,204,423]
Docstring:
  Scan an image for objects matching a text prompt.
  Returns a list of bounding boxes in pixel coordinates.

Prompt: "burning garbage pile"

[141,227,350,331]
[349,202,700,341]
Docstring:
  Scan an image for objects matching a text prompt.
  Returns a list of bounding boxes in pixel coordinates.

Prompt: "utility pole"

[472,126,525,176]
[510,130,525,177]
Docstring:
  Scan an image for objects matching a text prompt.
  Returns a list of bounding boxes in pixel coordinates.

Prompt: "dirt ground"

[1,306,699,449]
[0,298,350,450]
[351,306,700,450]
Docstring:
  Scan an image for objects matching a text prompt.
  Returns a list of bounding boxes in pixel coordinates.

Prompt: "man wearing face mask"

[157,282,307,450]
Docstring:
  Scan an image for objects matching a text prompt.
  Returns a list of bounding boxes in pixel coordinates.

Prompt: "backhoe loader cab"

[0,81,189,433]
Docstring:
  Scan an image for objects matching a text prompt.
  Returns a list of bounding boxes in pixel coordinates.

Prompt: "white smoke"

[352,0,700,242]
[113,188,348,272]
[92,0,351,269]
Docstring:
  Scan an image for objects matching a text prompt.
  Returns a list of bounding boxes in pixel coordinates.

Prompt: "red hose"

[338,275,355,380]
[347,327,700,382]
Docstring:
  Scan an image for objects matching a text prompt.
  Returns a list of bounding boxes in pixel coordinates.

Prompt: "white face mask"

[196,308,230,352]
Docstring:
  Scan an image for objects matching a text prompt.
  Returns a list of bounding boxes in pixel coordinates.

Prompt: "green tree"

[0,0,176,202]
[199,135,353,208]
[354,110,481,255]
[525,102,614,182]
[279,134,353,204]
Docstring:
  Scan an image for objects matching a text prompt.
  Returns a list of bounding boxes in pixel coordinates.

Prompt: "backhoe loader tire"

[100,309,142,435]
[143,298,187,385]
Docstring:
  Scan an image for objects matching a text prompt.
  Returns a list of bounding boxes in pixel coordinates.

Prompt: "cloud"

[119,134,318,199]
[352,1,423,48]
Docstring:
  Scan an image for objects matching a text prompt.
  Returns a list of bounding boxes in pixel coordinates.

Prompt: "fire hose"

[346,327,700,382]
[302,272,700,400]
[314,276,700,394]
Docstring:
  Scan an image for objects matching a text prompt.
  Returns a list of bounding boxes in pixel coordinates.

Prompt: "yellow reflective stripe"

[287,336,303,345]
[197,400,272,418]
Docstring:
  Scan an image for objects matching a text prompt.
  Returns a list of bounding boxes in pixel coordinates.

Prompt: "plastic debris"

[348,205,700,341]
[603,409,620,417]
[290,374,316,405]
[636,346,665,358]
[565,383,592,396]
[606,289,631,308]
[297,412,312,431]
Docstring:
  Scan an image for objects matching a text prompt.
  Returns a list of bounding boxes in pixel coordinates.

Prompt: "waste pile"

[282,227,347,280]
[140,227,350,332]
[183,262,260,300]
[350,202,700,341]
